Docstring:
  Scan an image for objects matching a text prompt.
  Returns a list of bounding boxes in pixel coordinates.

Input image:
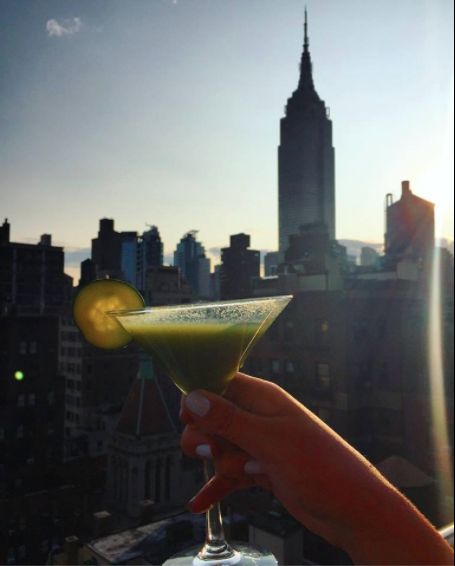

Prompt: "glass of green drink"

[110,295,292,566]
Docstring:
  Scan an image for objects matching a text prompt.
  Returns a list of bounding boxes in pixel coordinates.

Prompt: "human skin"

[180,373,454,566]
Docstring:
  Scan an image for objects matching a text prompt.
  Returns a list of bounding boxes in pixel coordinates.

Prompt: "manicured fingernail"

[245,461,263,475]
[186,392,211,418]
[196,445,213,460]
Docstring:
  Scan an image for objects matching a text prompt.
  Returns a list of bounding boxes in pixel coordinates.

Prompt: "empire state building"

[279,11,335,258]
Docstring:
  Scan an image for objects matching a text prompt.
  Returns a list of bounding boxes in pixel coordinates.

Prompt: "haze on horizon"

[0,0,453,280]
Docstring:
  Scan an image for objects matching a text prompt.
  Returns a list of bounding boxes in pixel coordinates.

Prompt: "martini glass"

[110,295,292,566]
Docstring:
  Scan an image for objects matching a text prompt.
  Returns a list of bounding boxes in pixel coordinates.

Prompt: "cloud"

[46,17,83,38]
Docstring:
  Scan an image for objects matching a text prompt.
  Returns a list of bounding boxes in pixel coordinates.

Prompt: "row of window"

[60,331,81,343]
[65,411,80,424]
[14,425,55,439]
[66,379,81,391]
[16,392,55,408]
[61,346,82,358]
[61,362,82,375]
[18,341,38,355]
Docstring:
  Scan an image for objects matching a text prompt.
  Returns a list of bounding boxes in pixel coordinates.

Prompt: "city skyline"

[0,0,453,281]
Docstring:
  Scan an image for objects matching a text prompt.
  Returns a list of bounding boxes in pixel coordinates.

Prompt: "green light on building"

[14,371,25,381]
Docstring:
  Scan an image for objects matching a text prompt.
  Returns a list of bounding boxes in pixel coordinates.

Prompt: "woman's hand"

[181,373,454,566]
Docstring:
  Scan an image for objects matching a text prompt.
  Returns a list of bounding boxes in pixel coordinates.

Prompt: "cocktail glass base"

[163,542,278,566]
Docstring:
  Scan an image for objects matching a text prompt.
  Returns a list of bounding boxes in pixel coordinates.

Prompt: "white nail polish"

[245,461,263,475]
[196,445,213,460]
[186,392,211,417]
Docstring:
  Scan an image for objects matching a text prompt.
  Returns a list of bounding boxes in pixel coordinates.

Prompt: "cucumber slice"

[73,279,145,350]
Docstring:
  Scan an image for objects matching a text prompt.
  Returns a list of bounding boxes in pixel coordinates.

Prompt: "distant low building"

[361,246,380,268]
[144,266,193,306]
[264,252,279,277]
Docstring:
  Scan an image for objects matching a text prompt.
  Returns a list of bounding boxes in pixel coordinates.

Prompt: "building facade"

[173,231,211,299]
[220,234,260,300]
[385,181,435,272]
[279,11,335,259]
[0,223,67,314]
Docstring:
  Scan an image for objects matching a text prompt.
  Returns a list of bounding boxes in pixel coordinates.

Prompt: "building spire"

[299,6,315,90]
[304,6,309,52]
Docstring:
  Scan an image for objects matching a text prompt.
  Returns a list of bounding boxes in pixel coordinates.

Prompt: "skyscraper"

[279,10,335,259]
[137,226,164,291]
[91,219,123,279]
[174,231,211,298]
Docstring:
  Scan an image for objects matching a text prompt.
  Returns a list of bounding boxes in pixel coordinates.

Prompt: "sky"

[0,0,453,280]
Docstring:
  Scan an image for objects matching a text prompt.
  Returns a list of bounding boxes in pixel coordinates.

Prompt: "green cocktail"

[110,296,292,566]
[115,322,265,395]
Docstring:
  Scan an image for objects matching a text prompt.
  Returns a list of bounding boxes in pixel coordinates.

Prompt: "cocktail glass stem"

[195,460,240,565]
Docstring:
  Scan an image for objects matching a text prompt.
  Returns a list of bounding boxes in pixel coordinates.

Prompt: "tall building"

[91,219,123,279]
[220,234,260,300]
[120,232,139,288]
[279,10,335,259]
[174,231,211,298]
[385,181,435,270]
[137,226,164,291]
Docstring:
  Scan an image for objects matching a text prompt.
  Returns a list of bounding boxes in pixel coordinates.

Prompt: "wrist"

[344,486,453,565]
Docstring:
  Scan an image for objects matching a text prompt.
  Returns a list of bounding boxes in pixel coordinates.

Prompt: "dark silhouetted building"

[0,218,10,244]
[174,231,211,299]
[79,258,97,287]
[385,181,435,272]
[221,234,260,300]
[0,226,67,314]
[279,10,335,259]
[137,226,164,291]
[144,266,193,306]
[91,219,123,279]
[243,283,454,528]
[0,314,73,564]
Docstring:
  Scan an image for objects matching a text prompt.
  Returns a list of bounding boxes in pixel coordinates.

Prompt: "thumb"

[184,391,263,457]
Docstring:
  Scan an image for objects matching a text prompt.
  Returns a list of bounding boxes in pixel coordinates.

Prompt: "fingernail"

[196,445,213,460]
[186,392,211,418]
[245,461,263,475]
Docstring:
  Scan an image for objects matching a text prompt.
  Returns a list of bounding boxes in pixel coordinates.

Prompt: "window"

[30,341,38,354]
[16,425,25,439]
[17,394,25,408]
[28,393,36,407]
[19,341,27,355]
[270,360,281,375]
[316,363,331,389]
[315,319,330,347]
[285,361,295,374]
[284,321,294,342]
